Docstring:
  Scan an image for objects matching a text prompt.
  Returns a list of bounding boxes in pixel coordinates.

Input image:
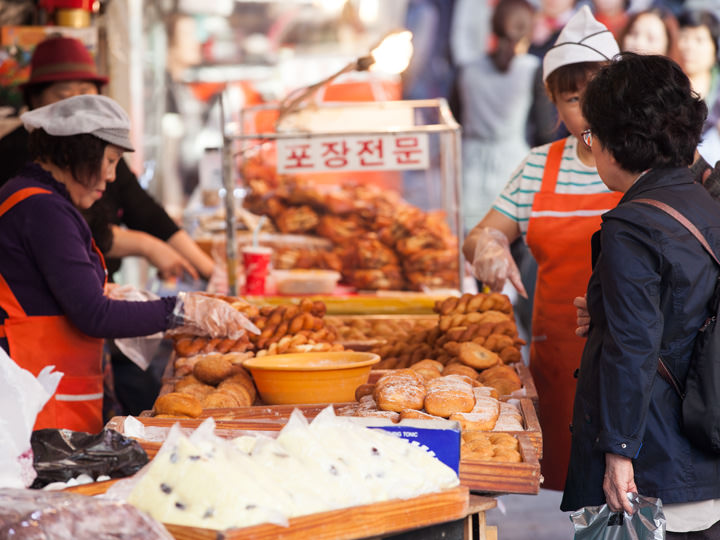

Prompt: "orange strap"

[539,139,566,193]
[0,187,51,218]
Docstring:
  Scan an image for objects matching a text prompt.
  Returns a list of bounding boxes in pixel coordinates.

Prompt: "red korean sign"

[276,134,429,173]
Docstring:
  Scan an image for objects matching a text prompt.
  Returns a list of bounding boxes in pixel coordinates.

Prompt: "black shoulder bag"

[634,198,720,454]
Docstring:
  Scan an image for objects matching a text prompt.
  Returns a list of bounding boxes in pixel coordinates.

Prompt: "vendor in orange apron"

[526,139,622,490]
[0,187,106,434]
[462,7,622,490]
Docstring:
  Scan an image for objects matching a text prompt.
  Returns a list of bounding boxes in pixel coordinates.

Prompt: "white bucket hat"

[542,5,620,81]
[21,94,134,152]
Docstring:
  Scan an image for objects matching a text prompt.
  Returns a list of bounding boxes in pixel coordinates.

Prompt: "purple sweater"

[0,163,177,345]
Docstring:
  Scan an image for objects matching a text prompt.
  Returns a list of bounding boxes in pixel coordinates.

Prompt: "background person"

[462,6,622,491]
[0,35,215,282]
[618,7,680,59]
[0,94,253,434]
[561,52,720,538]
[457,0,539,233]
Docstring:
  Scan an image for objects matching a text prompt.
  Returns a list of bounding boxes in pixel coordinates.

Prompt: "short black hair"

[582,52,706,172]
[28,130,107,188]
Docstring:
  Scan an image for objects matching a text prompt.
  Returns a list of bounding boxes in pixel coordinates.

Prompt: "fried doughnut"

[193,354,234,385]
[458,342,500,370]
[201,390,241,409]
[175,374,202,390]
[154,392,202,418]
[442,363,479,380]
[424,376,475,418]
[489,432,520,450]
[483,333,515,352]
[414,367,442,382]
[176,383,215,401]
[450,399,499,431]
[410,359,445,373]
[472,385,499,400]
[174,337,204,357]
[490,448,522,463]
[374,370,426,412]
[355,383,376,401]
[500,346,523,364]
[400,408,444,420]
[355,409,400,422]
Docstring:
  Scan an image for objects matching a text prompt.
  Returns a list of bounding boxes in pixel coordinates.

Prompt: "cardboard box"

[348,417,461,474]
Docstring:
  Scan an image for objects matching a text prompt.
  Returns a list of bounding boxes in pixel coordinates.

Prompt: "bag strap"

[633,198,720,400]
[633,198,720,266]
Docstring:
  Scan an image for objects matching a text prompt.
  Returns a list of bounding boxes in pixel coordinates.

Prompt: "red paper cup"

[242,246,272,295]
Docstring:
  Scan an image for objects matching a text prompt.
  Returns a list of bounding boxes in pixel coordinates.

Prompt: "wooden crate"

[459,433,541,495]
[109,398,542,494]
[67,480,470,540]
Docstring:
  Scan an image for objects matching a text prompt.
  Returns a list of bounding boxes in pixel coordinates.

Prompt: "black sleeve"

[0,126,32,187]
[104,159,180,241]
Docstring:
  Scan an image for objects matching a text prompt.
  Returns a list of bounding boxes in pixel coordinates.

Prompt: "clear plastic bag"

[571,493,665,540]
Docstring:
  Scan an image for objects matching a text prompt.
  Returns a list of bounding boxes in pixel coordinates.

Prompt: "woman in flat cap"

[462,5,622,490]
[0,95,257,434]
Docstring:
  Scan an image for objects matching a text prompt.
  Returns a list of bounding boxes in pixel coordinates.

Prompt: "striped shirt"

[492,136,613,237]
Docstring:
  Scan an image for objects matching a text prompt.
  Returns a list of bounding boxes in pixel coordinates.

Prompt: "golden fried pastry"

[458,342,500,370]
[154,392,203,418]
[201,390,241,409]
[424,376,475,418]
[176,383,215,402]
[216,382,254,407]
[490,448,522,463]
[374,369,426,412]
[193,354,234,385]
[400,408,444,421]
[489,432,520,450]
[414,367,442,382]
[410,359,444,373]
[500,346,523,364]
[355,409,401,422]
[472,385,499,400]
[450,410,498,432]
[220,369,257,402]
[442,362,479,380]
[478,364,523,395]
[174,374,202,390]
[355,383,376,401]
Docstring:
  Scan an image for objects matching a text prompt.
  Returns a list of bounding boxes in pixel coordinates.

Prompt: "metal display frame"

[219,95,464,296]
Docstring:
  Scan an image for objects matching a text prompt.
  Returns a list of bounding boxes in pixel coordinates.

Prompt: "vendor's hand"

[603,453,637,514]
[173,292,260,339]
[470,228,528,298]
[146,239,199,281]
[574,295,590,337]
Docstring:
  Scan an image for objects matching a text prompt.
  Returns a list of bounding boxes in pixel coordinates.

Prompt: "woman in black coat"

[561,53,720,537]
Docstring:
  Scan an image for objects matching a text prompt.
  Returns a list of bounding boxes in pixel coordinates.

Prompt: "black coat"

[561,167,720,511]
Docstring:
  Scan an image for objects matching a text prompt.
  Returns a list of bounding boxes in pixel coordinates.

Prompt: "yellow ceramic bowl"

[242,351,380,405]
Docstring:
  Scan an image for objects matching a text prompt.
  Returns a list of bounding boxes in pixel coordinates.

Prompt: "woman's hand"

[603,453,637,514]
[574,295,590,337]
[145,239,198,280]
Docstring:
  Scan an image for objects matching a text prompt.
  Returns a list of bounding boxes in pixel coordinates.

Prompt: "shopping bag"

[570,493,665,540]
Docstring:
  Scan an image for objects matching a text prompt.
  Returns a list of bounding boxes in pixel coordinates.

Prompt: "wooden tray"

[460,433,541,495]
[68,479,470,540]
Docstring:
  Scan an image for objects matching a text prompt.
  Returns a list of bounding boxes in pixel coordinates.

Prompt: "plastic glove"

[470,228,528,298]
[171,292,260,339]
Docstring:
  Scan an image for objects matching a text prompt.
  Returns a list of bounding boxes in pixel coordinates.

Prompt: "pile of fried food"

[242,174,459,291]
[336,363,524,462]
[329,292,525,372]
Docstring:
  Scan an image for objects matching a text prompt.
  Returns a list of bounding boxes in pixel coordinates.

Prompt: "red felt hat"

[20,36,109,89]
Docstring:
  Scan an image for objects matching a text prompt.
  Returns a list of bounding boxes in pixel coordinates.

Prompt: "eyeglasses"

[581,129,593,147]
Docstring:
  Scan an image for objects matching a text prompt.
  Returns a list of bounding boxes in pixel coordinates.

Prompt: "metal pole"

[220,91,238,296]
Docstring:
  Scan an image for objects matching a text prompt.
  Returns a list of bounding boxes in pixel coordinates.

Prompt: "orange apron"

[0,187,105,433]
[525,139,622,490]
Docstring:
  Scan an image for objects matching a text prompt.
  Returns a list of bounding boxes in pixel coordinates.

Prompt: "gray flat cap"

[21,94,134,152]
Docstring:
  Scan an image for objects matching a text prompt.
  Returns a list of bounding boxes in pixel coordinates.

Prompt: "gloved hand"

[171,292,260,339]
[470,228,528,298]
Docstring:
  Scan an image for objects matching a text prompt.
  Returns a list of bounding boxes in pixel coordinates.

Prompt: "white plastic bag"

[0,348,62,488]
[108,284,163,370]
[571,493,665,540]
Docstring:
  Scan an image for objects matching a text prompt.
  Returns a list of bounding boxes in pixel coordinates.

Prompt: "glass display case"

[218,94,464,296]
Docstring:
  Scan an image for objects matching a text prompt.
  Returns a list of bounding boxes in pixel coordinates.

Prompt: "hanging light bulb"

[368,30,414,74]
